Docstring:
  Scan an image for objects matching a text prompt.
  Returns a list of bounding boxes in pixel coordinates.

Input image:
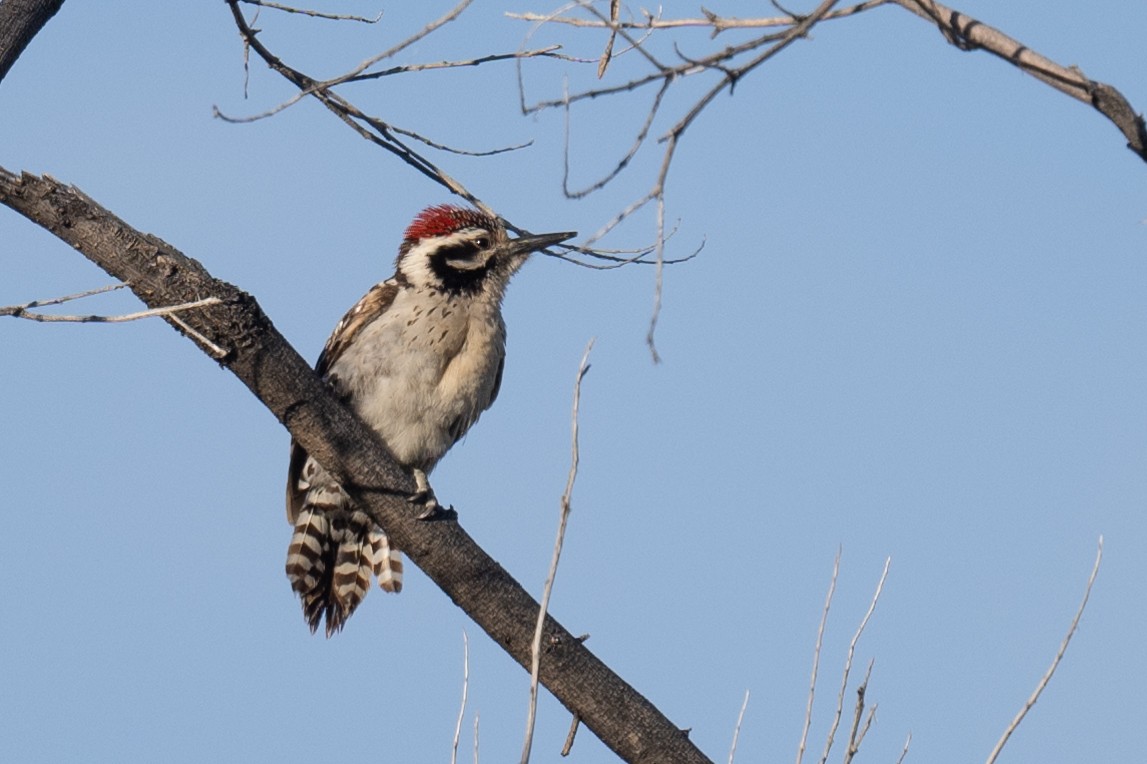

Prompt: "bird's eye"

[473,236,489,249]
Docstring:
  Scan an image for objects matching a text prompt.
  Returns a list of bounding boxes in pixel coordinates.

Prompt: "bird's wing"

[286,280,400,522]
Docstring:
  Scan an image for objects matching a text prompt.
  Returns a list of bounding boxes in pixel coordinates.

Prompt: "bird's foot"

[408,469,456,520]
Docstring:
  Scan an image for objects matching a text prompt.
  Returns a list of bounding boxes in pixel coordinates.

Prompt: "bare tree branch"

[896,732,912,764]
[0,0,65,84]
[727,690,750,764]
[1,284,229,355]
[220,0,485,208]
[561,712,582,757]
[820,557,890,764]
[1,291,221,324]
[842,660,876,764]
[523,0,848,360]
[508,2,887,34]
[0,168,712,764]
[0,282,124,310]
[474,712,481,764]
[514,0,1145,354]
[889,0,1147,161]
[451,630,471,764]
[796,549,841,764]
[521,338,593,763]
[236,0,382,23]
[984,536,1104,764]
[218,0,631,273]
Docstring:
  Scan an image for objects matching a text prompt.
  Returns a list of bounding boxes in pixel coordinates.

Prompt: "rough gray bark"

[0,0,64,83]
[890,0,1147,161]
[0,168,713,764]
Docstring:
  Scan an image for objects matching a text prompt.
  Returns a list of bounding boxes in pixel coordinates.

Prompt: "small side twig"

[0,283,124,312]
[451,630,470,764]
[984,536,1104,764]
[896,732,912,764]
[560,713,581,756]
[796,548,841,764]
[1,291,220,324]
[236,0,382,22]
[596,0,620,77]
[520,339,594,764]
[842,660,877,764]
[473,713,480,764]
[728,689,751,764]
[820,557,891,764]
[166,313,230,359]
[2,286,225,355]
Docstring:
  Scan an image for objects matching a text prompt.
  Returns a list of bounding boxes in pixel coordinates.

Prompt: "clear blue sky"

[3,2,1145,762]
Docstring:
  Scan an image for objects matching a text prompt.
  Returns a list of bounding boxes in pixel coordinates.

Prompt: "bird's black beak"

[507,230,577,257]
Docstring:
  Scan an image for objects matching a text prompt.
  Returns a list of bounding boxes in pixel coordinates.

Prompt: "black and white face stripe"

[424,228,497,294]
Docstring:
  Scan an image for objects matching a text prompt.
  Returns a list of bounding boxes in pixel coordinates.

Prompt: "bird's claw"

[409,494,456,521]
[408,468,455,520]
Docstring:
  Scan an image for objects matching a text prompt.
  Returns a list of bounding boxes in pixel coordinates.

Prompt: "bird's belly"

[330,306,503,470]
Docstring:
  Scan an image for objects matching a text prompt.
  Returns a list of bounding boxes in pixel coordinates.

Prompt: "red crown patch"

[404,205,493,242]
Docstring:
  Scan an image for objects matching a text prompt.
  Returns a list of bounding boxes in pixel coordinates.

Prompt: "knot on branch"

[939,11,980,52]
[1087,80,1147,160]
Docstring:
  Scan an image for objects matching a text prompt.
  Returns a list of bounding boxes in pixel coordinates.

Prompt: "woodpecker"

[284,204,575,636]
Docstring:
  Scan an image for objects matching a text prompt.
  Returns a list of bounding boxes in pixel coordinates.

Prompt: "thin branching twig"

[520,0,847,357]
[473,713,480,764]
[0,284,221,324]
[508,2,887,33]
[820,557,891,764]
[560,713,581,756]
[984,536,1104,764]
[220,1,633,270]
[236,0,382,23]
[728,689,751,764]
[1,287,225,356]
[451,630,470,764]
[796,548,841,764]
[520,339,594,764]
[842,660,877,764]
[0,295,221,323]
[896,732,912,764]
[0,283,124,312]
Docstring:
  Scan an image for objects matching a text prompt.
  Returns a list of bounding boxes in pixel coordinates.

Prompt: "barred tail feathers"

[285,508,333,632]
[286,506,402,636]
[371,530,404,594]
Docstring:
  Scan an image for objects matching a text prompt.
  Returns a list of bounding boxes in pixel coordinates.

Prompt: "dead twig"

[560,713,581,756]
[451,630,471,764]
[508,1,887,34]
[2,285,228,357]
[984,536,1104,764]
[819,557,891,764]
[728,690,751,763]
[896,733,912,764]
[842,660,877,764]
[796,549,841,764]
[1,288,220,325]
[520,339,594,763]
[889,0,1146,160]
[236,0,382,23]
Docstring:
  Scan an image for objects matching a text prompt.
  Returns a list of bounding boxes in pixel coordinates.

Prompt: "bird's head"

[395,205,575,295]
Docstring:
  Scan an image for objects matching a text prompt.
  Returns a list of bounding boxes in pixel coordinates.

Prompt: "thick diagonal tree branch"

[0,0,65,83]
[0,168,712,764]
